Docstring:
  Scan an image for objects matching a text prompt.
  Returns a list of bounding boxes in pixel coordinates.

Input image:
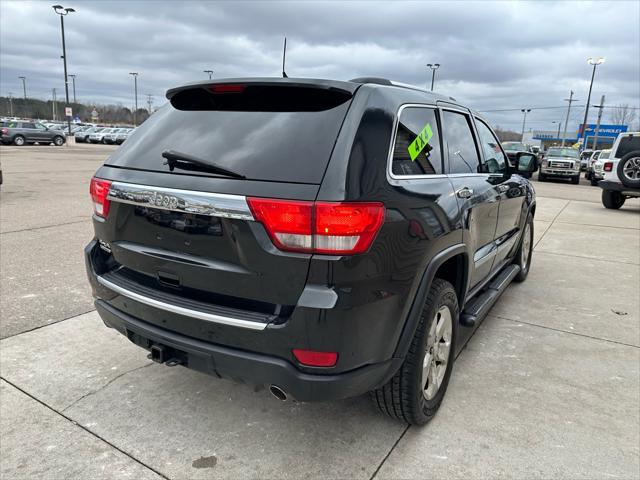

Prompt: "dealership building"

[529,124,628,150]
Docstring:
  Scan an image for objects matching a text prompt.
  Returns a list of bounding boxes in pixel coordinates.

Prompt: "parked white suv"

[600,132,640,209]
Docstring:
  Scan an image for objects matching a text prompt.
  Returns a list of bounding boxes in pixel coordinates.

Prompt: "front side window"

[21,123,36,129]
[475,119,507,174]
[35,124,47,130]
[442,110,480,174]
[391,107,443,176]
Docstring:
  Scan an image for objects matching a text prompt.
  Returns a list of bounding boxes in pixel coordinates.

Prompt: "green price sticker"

[407,123,433,161]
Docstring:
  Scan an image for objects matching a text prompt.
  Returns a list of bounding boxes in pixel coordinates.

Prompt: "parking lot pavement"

[1,145,639,479]
[0,144,112,338]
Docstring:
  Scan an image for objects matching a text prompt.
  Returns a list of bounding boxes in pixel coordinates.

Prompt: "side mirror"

[516,152,537,173]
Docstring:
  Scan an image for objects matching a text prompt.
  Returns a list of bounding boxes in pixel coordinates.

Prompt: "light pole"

[426,63,440,91]
[18,76,27,100]
[18,76,27,117]
[129,72,139,126]
[7,92,13,117]
[203,70,213,80]
[52,5,75,136]
[520,108,531,141]
[579,57,604,150]
[69,74,76,103]
[551,120,562,142]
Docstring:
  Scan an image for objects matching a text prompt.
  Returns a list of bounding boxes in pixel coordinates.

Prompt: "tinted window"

[391,107,443,176]
[599,150,611,159]
[502,142,527,151]
[21,123,35,129]
[106,99,352,184]
[442,110,480,174]
[475,119,507,173]
[547,148,579,158]
[615,135,640,158]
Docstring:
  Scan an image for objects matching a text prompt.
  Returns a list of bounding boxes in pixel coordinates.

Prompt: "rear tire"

[13,135,25,146]
[513,213,533,282]
[571,175,580,185]
[590,177,599,187]
[602,190,625,209]
[371,278,458,425]
[52,136,64,146]
[616,151,640,188]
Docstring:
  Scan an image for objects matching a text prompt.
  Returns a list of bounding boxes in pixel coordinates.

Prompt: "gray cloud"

[1,0,638,130]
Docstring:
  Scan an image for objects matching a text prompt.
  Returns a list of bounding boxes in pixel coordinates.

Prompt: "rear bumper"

[599,181,640,197]
[84,238,404,401]
[95,299,400,401]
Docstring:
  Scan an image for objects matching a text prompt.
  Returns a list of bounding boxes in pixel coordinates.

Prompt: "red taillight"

[1,127,7,135]
[208,84,245,94]
[89,177,112,218]
[247,198,385,255]
[292,349,338,367]
[603,162,613,172]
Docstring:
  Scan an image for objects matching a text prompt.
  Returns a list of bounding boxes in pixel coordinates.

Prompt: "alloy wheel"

[422,305,452,400]
[622,157,640,181]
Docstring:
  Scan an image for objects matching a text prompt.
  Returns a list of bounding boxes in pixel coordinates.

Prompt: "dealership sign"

[579,124,628,138]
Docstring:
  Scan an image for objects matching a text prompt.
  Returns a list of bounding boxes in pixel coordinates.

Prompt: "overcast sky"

[1,0,639,130]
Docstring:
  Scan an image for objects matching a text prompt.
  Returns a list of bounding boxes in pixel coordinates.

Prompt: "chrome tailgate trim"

[107,181,254,220]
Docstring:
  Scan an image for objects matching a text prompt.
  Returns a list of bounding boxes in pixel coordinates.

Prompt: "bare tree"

[610,103,636,126]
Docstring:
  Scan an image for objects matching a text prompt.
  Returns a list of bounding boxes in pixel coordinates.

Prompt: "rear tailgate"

[91,80,356,332]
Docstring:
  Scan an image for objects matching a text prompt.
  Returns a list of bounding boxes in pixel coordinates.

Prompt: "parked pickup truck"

[538,147,581,184]
[85,77,537,425]
[600,131,640,209]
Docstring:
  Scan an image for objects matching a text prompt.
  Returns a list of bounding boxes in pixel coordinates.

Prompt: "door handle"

[456,187,473,199]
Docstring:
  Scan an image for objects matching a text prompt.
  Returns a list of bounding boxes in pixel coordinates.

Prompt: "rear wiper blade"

[162,150,245,179]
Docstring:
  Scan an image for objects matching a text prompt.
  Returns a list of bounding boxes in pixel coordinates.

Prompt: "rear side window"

[615,135,640,158]
[105,85,353,184]
[442,110,480,174]
[391,107,443,176]
[21,123,35,129]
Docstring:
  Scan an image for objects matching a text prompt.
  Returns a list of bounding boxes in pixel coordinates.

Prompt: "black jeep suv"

[85,78,537,425]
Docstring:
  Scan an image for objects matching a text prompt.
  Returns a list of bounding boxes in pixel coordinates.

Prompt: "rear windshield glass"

[615,135,640,158]
[599,150,610,159]
[105,88,353,184]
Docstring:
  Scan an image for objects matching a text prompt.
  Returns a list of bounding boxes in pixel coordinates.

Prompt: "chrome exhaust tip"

[269,385,287,401]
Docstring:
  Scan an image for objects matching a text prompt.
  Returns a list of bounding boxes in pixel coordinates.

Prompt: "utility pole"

[129,72,139,126]
[8,93,13,117]
[146,93,153,114]
[562,90,577,147]
[520,108,531,141]
[69,74,76,103]
[592,95,606,150]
